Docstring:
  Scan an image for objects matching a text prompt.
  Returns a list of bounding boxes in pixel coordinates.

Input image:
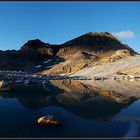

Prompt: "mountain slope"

[70,55,140,78]
[39,32,136,75]
[0,32,137,74]
[40,51,99,75]
[57,32,135,56]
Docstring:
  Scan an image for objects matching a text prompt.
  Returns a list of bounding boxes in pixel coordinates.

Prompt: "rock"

[7,80,14,90]
[0,80,14,92]
[37,114,60,126]
[116,71,127,75]
[0,80,5,88]
[99,57,111,64]
[110,49,134,62]
[94,77,108,81]
[20,39,55,60]
[99,49,134,64]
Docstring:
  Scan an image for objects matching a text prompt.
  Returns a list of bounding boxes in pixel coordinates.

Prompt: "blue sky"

[0,2,140,52]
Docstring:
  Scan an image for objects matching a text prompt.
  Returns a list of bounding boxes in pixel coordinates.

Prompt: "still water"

[0,79,140,138]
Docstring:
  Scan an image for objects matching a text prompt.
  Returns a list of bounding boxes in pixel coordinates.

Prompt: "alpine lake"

[0,72,140,138]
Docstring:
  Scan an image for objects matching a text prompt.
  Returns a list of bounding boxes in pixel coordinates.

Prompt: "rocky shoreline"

[0,70,140,91]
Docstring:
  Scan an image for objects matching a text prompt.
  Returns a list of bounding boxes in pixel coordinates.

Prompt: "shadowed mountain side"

[0,39,61,72]
[20,39,61,60]
[0,51,64,73]
[57,32,136,56]
[0,50,25,71]
[0,80,136,121]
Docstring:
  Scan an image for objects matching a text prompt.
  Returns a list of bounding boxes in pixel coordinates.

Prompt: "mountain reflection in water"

[1,79,140,137]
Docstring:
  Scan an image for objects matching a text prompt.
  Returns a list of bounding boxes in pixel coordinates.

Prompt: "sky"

[0,2,140,52]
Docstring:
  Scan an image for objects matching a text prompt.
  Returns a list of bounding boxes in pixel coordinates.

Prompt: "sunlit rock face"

[99,49,134,64]
[39,32,137,76]
[40,51,99,76]
[1,79,139,121]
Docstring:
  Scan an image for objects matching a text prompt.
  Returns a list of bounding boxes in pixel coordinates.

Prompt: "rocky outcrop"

[99,49,134,64]
[71,55,140,78]
[0,80,14,91]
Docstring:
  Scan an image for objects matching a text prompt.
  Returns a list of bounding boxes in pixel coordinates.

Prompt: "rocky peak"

[19,39,54,60]
[20,39,50,51]
[57,32,136,56]
[86,31,111,36]
[62,32,121,47]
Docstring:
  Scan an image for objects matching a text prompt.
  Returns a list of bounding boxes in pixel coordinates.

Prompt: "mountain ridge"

[0,32,137,74]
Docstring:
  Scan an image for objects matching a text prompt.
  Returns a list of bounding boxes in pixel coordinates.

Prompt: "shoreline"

[0,70,140,84]
[0,71,140,80]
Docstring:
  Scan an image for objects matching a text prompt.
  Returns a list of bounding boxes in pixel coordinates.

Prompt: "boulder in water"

[0,80,14,92]
[37,114,60,126]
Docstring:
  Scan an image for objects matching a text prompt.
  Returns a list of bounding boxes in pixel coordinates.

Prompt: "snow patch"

[43,60,51,64]
[35,65,41,68]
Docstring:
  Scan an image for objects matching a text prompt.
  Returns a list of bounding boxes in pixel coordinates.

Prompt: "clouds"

[112,30,134,39]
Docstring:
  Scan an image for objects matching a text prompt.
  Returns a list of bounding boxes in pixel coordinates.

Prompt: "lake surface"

[1,79,140,138]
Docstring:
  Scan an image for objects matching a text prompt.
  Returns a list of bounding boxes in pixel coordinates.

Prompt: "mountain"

[20,39,61,59]
[39,32,137,75]
[0,32,137,74]
[0,39,60,72]
[57,32,135,56]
